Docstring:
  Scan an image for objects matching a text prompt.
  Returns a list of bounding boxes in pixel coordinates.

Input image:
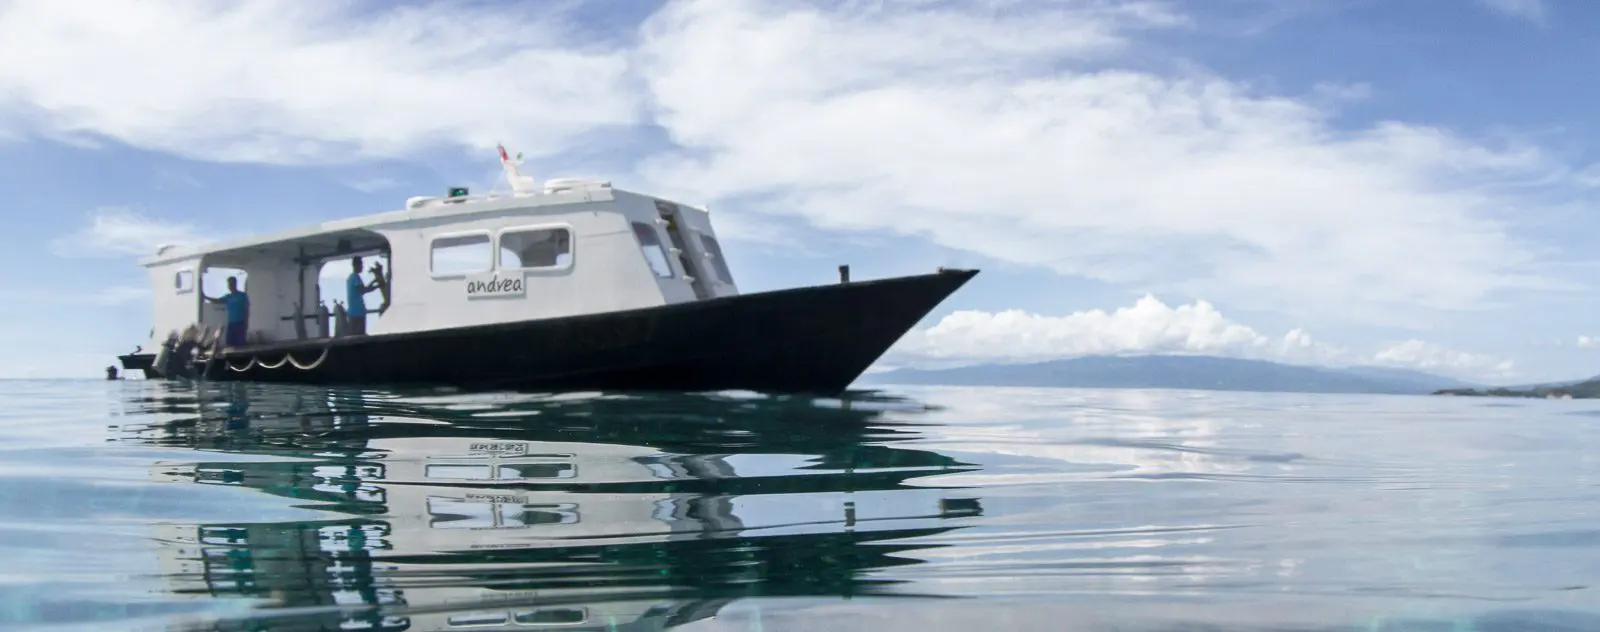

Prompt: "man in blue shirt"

[204,276,250,347]
[345,256,380,335]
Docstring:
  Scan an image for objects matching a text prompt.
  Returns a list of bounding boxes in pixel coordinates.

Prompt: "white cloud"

[1478,0,1547,23]
[0,284,150,307]
[49,207,208,258]
[893,294,1346,365]
[1309,81,1373,104]
[890,294,1520,382]
[2,0,1590,333]
[1372,339,1516,380]
[631,0,1574,327]
[152,168,203,191]
[1578,335,1600,349]
[0,1,639,164]
[345,177,402,193]
[82,285,151,306]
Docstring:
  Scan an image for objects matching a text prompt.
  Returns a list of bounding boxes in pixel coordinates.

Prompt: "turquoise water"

[1,380,1597,631]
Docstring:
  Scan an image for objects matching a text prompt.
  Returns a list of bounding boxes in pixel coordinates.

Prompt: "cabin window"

[173,268,195,293]
[695,231,735,285]
[446,612,508,626]
[631,222,674,278]
[515,609,587,625]
[498,226,573,270]
[430,233,492,276]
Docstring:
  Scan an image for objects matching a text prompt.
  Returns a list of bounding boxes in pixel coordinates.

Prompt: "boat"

[116,145,977,395]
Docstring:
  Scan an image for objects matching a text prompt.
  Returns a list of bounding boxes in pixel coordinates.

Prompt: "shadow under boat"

[125,267,978,397]
[120,382,985,631]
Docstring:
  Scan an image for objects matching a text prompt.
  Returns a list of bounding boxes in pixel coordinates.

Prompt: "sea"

[1,379,1597,632]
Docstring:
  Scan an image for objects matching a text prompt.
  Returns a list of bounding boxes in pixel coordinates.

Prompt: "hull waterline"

[123,268,977,396]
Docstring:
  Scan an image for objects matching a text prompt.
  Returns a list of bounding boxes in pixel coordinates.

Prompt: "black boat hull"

[122,268,976,395]
[118,352,157,378]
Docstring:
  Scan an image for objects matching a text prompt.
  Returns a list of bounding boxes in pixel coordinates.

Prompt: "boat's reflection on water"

[118,382,984,631]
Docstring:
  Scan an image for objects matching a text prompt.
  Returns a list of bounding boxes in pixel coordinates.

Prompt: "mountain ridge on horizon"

[864,354,1508,395]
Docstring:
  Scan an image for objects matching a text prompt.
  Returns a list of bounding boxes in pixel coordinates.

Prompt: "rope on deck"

[219,339,331,374]
[256,354,291,370]
[222,344,329,373]
[288,346,331,370]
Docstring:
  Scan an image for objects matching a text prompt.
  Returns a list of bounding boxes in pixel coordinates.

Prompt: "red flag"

[497,144,509,162]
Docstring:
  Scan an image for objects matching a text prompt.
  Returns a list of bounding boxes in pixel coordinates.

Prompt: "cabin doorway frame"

[298,244,393,339]
[653,200,712,300]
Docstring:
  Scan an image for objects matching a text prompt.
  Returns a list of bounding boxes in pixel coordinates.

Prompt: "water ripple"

[0,381,1594,630]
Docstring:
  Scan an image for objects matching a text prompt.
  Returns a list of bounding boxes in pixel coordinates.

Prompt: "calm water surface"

[0,379,1597,631]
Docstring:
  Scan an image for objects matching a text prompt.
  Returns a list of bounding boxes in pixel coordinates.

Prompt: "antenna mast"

[498,143,537,195]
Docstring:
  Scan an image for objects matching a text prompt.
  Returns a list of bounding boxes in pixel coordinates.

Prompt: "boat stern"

[118,353,158,379]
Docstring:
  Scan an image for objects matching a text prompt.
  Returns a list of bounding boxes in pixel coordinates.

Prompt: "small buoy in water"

[104,366,119,380]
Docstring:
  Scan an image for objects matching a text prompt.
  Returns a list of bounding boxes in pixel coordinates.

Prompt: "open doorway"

[316,253,390,333]
[200,266,248,298]
[198,266,248,333]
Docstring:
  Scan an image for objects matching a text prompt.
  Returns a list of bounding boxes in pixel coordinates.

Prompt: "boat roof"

[139,179,632,268]
[143,204,435,267]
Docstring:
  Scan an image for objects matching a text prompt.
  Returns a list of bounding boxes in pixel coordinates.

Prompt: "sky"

[4,0,1600,384]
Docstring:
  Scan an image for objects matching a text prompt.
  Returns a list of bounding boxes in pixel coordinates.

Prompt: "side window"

[695,231,734,285]
[430,233,492,276]
[174,268,195,293]
[499,227,573,270]
[631,223,674,278]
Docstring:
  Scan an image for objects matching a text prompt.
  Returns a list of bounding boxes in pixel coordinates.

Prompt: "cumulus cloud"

[631,0,1573,325]
[1478,0,1548,23]
[891,294,1517,381]
[0,284,150,307]
[1372,340,1516,380]
[893,294,1346,365]
[344,177,402,193]
[83,285,151,306]
[0,1,639,164]
[151,168,203,191]
[1,0,1589,331]
[49,207,209,258]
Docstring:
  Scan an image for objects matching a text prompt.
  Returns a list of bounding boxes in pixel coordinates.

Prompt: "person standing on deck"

[204,276,250,347]
[345,256,381,335]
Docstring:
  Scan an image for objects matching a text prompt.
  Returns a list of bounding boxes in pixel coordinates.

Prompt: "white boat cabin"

[137,161,739,351]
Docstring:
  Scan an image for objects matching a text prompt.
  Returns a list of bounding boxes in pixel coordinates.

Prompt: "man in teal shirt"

[204,276,250,347]
[345,256,380,335]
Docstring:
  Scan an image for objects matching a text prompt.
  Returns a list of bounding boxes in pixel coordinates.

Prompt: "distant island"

[864,354,1484,395]
[1433,383,1593,399]
[1429,372,1600,399]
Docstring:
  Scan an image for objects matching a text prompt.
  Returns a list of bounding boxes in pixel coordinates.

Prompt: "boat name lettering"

[465,493,528,504]
[465,274,525,298]
[471,590,550,600]
[469,442,528,455]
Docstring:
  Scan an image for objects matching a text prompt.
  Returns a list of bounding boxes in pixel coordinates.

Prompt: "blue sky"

[4,0,1600,383]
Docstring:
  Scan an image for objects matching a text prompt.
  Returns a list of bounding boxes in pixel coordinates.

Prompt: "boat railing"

[406,191,522,210]
[405,179,613,210]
